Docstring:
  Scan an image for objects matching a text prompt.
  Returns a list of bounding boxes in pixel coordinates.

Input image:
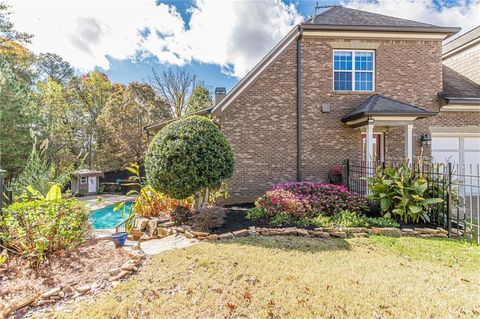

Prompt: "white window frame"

[80,176,87,184]
[332,49,375,92]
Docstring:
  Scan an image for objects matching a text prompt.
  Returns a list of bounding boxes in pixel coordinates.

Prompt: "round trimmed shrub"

[145,115,234,199]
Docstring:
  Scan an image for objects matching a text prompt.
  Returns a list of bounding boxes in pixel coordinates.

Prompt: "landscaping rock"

[434,233,448,238]
[436,227,448,234]
[157,227,170,238]
[352,232,369,237]
[282,227,298,236]
[121,260,135,271]
[159,221,175,228]
[130,227,142,239]
[219,232,234,240]
[62,285,74,294]
[297,229,309,236]
[180,225,192,232]
[146,219,158,237]
[8,295,37,313]
[140,233,152,241]
[377,228,403,237]
[185,231,195,239]
[136,217,150,231]
[324,227,337,233]
[41,287,61,299]
[249,226,256,236]
[192,231,210,237]
[310,231,324,237]
[109,267,121,276]
[415,228,437,234]
[321,232,330,239]
[76,284,91,294]
[207,234,219,241]
[313,227,324,231]
[111,270,130,281]
[233,229,249,237]
[330,232,347,238]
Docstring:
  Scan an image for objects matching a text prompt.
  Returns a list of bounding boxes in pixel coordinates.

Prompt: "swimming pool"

[89,202,134,230]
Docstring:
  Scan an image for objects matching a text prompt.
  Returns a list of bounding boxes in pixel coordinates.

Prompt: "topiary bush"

[145,116,234,200]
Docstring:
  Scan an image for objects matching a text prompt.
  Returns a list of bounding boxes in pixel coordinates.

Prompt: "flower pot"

[110,231,128,248]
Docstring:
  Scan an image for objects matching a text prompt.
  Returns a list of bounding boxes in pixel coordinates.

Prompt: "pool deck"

[77,194,137,210]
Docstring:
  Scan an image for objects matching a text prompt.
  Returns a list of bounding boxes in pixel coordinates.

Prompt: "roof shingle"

[307,6,441,28]
[342,95,436,122]
[442,66,480,98]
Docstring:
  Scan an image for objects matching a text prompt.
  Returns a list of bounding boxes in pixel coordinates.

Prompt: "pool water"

[89,202,134,229]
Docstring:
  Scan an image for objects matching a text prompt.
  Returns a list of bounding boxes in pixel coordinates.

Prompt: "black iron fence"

[343,159,480,244]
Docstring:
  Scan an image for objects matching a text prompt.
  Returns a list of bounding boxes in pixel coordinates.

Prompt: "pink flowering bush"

[247,182,368,226]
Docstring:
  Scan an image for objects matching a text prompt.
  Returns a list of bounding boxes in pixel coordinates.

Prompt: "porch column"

[405,124,413,165]
[365,120,374,176]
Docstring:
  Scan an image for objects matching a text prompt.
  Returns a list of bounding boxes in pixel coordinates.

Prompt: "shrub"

[170,206,193,225]
[366,217,400,228]
[190,207,227,231]
[248,182,368,226]
[134,185,193,218]
[331,210,369,227]
[0,198,89,267]
[145,116,234,200]
[367,164,443,223]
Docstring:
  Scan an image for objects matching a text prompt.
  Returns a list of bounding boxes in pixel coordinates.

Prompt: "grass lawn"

[42,236,480,319]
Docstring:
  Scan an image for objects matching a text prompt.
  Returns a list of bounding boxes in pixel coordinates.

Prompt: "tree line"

[0,2,212,183]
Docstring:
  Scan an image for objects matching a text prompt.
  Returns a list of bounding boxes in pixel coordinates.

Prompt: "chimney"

[215,87,226,104]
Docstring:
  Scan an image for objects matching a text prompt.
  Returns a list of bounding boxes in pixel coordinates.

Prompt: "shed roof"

[341,94,436,122]
[73,169,103,177]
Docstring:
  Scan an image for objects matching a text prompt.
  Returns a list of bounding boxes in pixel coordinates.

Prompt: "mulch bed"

[0,238,132,316]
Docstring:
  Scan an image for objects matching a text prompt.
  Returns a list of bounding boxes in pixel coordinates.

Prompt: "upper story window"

[333,50,374,92]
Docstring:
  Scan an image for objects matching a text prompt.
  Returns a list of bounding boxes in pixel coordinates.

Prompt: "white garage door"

[432,135,480,196]
[432,136,480,169]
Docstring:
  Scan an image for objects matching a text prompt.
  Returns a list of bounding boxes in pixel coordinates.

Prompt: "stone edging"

[1,249,146,319]
[130,216,461,242]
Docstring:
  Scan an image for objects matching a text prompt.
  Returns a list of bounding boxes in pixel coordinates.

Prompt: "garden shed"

[71,169,104,195]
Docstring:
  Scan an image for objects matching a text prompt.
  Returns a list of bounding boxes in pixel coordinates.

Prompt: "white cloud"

[344,0,480,39]
[8,0,479,79]
[8,0,301,77]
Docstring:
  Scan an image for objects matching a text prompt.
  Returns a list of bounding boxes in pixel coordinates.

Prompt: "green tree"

[187,84,212,114]
[34,77,78,170]
[36,53,74,84]
[0,2,35,82]
[96,82,170,170]
[0,58,34,179]
[68,71,111,167]
[145,116,234,207]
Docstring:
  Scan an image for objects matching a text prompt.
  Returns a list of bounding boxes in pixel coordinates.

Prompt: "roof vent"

[215,87,226,104]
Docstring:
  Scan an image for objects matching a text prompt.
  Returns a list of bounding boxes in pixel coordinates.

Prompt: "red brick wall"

[219,35,478,204]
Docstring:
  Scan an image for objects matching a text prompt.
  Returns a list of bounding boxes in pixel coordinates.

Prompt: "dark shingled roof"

[306,6,439,28]
[442,66,480,98]
[342,95,436,122]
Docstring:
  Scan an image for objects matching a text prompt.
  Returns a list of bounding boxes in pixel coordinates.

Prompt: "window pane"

[334,72,352,91]
[334,51,352,71]
[355,52,373,71]
[432,137,459,150]
[354,72,372,91]
[465,138,480,151]
[432,151,459,165]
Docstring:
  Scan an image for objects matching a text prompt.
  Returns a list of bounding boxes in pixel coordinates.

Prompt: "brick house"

[146,7,480,204]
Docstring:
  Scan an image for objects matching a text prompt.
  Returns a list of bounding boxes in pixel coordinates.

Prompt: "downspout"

[296,25,303,182]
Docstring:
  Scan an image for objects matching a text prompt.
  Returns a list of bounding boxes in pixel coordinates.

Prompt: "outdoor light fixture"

[420,133,432,147]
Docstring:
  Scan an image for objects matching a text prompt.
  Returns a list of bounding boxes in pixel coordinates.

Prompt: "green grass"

[40,236,480,319]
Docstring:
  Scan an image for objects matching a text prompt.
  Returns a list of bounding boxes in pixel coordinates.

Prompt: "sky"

[8,0,480,92]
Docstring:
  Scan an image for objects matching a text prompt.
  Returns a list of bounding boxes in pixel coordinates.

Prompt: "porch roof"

[341,94,437,124]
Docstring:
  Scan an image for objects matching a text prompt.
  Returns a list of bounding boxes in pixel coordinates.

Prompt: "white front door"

[88,176,97,193]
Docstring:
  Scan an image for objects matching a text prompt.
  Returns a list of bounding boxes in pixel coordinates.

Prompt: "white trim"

[303,30,448,40]
[440,104,480,112]
[332,49,375,92]
[406,124,414,164]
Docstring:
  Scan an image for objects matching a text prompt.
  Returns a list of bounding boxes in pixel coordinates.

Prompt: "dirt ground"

[0,238,131,315]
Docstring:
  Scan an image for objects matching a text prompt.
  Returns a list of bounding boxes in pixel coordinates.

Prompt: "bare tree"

[150,67,196,118]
